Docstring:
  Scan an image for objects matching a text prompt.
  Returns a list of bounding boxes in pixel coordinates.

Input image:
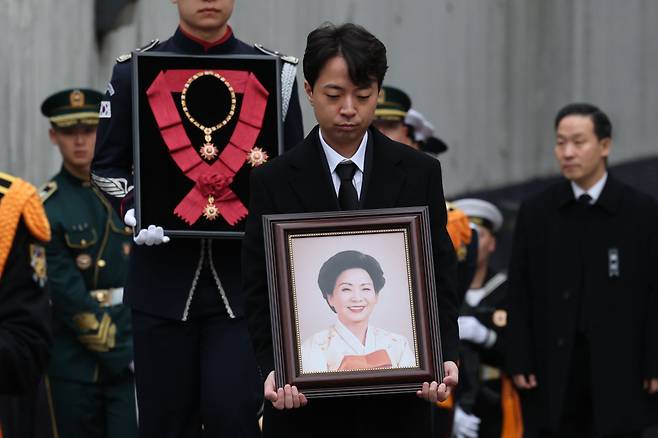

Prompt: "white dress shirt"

[318,129,368,199]
[571,172,608,204]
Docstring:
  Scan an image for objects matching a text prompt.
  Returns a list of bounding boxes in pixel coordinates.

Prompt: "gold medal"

[76,253,92,270]
[203,196,219,221]
[247,147,269,167]
[492,309,507,327]
[180,71,236,162]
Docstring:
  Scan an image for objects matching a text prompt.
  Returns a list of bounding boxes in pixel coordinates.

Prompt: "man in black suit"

[506,103,658,437]
[242,23,460,437]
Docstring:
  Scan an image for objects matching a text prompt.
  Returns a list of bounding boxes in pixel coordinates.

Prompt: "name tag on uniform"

[608,248,620,278]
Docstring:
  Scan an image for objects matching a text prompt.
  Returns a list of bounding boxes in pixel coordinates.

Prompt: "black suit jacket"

[242,126,460,376]
[506,175,658,435]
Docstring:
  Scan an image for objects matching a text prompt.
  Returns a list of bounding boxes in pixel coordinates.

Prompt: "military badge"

[247,147,268,167]
[122,242,131,256]
[29,244,47,287]
[76,253,93,270]
[69,90,85,107]
[492,309,507,327]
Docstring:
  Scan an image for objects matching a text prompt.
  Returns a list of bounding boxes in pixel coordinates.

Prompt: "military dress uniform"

[91,26,304,437]
[458,270,516,437]
[40,89,137,438]
[0,173,53,438]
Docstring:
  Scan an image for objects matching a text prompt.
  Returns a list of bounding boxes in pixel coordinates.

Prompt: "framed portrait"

[132,52,282,238]
[264,207,445,398]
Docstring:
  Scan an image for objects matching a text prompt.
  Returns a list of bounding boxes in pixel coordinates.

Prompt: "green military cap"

[375,86,412,121]
[40,88,103,128]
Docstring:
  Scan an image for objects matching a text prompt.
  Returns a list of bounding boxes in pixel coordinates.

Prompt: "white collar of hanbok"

[334,319,376,354]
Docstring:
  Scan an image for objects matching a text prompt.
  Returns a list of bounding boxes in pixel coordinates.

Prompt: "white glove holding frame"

[124,208,170,245]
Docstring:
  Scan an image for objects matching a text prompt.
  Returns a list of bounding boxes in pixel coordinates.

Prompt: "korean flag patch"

[99,101,112,118]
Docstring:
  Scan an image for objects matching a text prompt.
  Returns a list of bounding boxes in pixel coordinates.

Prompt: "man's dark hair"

[317,250,386,312]
[303,23,388,90]
[554,103,612,140]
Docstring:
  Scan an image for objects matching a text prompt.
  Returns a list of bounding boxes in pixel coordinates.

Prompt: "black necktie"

[577,193,593,206]
[336,161,359,210]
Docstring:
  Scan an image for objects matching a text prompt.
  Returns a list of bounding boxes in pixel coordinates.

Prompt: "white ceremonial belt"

[90,287,124,307]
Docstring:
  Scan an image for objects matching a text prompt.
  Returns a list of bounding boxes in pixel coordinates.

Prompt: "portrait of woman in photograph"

[300,250,417,373]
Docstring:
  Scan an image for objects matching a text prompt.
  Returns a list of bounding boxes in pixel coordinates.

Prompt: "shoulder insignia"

[0,171,16,199]
[116,38,160,63]
[91,173,132,198]
[116,53,131,63]
[39,181,58,203]
[254,43,298,65]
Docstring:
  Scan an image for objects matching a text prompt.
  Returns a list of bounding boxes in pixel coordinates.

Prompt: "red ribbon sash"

[146,69,269,225]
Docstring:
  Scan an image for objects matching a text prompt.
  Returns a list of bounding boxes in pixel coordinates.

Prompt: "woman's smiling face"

[327,268,379,326]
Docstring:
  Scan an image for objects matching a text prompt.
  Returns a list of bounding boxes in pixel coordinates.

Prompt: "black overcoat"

[242,126,460,436]
[506,175,658,436]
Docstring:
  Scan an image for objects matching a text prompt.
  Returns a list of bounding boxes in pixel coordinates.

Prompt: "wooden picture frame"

[263,207,444,398]
[132,52,282,238]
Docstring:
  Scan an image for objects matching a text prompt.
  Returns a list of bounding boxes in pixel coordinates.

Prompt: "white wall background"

[2,0,657,196]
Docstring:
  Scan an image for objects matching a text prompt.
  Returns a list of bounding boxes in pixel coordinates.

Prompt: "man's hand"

[644,378,658,394]
[513,373,537,390]
[416,360,458,403]
[264,371,308,410]
[458,316,490,345]
[452,404,480,438]
[124,208,170,245]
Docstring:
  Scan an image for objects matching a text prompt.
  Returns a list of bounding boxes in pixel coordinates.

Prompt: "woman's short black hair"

[317,250,386,312]
[303,23,388,90]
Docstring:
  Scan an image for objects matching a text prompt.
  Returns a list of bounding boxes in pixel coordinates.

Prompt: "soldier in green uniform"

[40,89,137,438]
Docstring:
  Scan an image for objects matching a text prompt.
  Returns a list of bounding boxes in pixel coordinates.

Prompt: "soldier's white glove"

[452,405,480,438]
[458,316,493,345]
[124,208,170,245]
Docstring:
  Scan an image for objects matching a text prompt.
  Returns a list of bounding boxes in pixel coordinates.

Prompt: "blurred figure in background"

[506,103,658,437]
[40,89,137,438]
[0,172,52,438]
[452,198,522,438]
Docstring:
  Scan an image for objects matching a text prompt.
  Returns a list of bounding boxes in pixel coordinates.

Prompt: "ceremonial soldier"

[91,1,304,436]
[372,85,415,147]
[0,173,52,438]
[452,198,522,438]
[40,89,137,438]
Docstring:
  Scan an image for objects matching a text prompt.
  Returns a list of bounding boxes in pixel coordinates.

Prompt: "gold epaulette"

[254,43,299,65]
[0,174,51,278]
[116,38,160,63]
[446,205,472,257]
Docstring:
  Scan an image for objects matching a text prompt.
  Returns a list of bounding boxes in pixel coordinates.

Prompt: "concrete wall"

[2,0,657,196]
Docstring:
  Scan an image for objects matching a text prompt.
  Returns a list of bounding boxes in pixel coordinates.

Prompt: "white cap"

[452,198,503,232]
[404,109,435,142]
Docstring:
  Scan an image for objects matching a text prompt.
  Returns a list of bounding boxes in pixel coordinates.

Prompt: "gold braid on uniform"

[0,173,51,278]
[445,202,472,260]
